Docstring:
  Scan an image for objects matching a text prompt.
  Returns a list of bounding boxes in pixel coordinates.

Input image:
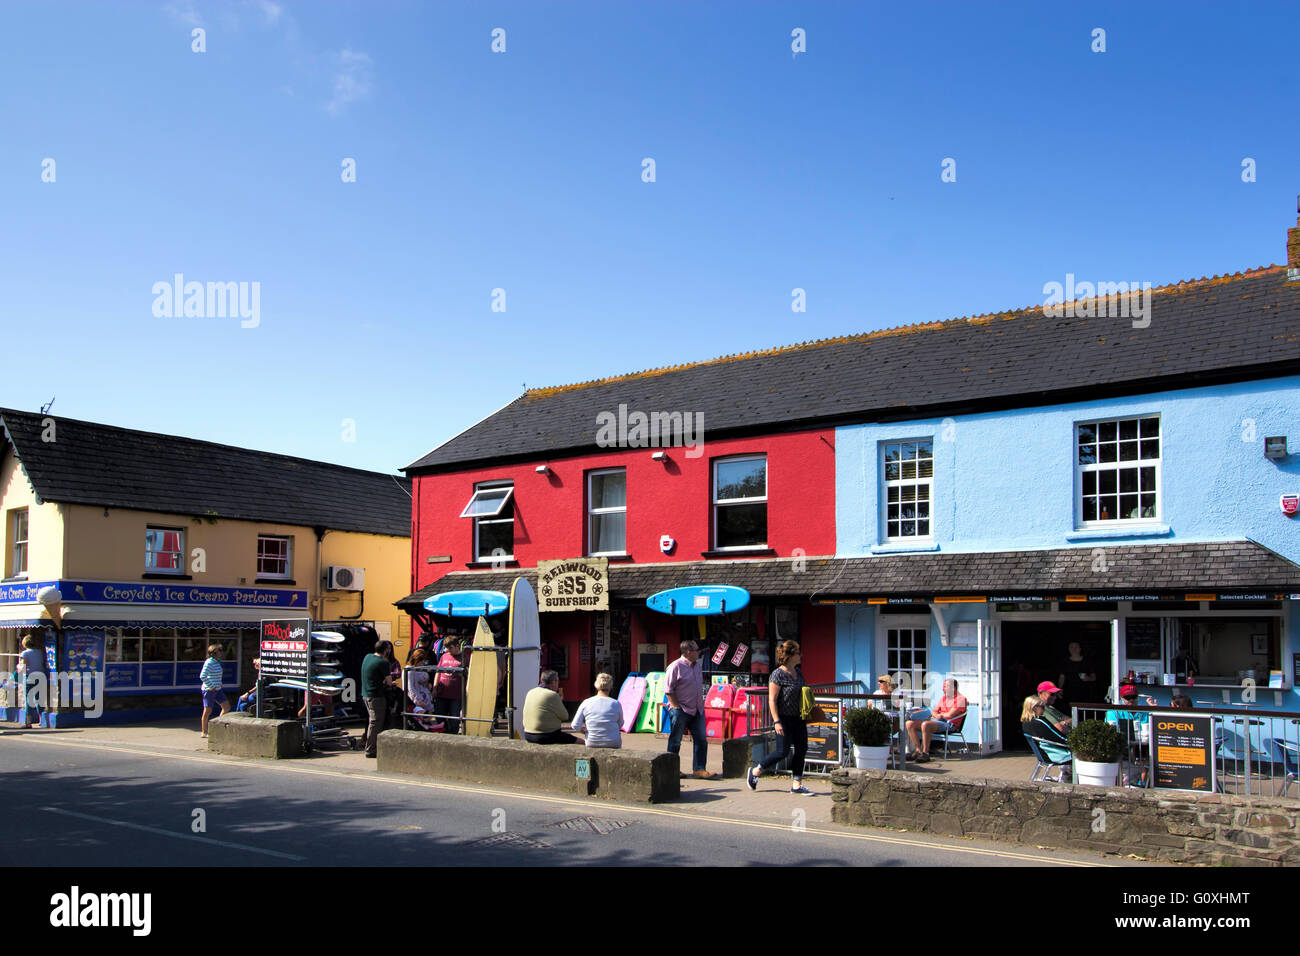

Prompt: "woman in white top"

[570,673,624,748]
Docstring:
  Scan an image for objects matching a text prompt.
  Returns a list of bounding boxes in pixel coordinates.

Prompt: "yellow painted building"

[0,408,411,725]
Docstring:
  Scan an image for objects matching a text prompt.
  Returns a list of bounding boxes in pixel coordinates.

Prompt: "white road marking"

[19,737,1110,866]
[40,806,306,861]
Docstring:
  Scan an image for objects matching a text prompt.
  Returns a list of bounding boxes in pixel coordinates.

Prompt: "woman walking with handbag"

[747,640,813,795]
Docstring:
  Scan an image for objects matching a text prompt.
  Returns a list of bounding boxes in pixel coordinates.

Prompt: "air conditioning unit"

[326,566,365,591]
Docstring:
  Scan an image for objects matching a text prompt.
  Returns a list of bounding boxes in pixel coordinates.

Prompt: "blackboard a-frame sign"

[1152,712,1215,793]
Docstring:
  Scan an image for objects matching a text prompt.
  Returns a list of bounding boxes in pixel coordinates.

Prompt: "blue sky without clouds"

[2,1,1297,475]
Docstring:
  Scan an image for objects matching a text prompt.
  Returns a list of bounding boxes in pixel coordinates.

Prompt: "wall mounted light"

[651,451,667,462]
[1265,436,1288,460]
[535,465,550,475]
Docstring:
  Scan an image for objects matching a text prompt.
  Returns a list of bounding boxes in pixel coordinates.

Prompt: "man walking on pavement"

[664,639,715,779]
[361,640,394,758]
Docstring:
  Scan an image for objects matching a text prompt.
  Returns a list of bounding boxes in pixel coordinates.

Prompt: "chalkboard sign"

[1125,618,1161,661]
[804,697,842,766]
[1151,712,1215,793]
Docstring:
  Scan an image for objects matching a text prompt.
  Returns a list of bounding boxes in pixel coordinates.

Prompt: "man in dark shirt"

[360,640,394,758]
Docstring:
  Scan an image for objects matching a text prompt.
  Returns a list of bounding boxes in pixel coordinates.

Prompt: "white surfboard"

[508,577,542,740]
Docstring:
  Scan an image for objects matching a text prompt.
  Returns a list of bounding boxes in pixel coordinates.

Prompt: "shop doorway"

[1000,619,1114,751]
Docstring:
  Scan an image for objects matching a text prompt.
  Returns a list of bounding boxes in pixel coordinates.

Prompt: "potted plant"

[1068,719,1122,786]
[845,707,894,770]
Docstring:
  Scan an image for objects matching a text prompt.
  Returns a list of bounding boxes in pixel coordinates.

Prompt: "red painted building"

[399,381,839,703]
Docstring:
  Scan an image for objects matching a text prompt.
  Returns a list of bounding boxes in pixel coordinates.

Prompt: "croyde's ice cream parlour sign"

[0,580,308,608]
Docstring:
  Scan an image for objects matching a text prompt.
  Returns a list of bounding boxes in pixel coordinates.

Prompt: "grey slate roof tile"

[1,408,411,538]
[405,267,1300,472]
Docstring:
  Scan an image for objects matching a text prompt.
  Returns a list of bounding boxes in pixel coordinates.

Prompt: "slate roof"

[406,265,1300,473]
[395,541,1300,608]
[0,408,411,537]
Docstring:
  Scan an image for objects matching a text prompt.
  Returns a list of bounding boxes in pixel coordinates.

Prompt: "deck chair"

[1025,734,1072,783]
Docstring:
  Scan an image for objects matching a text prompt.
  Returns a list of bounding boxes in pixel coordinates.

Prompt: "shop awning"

[395,540,1300,610]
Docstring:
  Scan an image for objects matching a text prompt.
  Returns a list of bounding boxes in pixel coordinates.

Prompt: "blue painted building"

[825,222,1300,754]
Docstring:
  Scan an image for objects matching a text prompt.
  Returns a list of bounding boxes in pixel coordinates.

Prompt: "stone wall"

[207,712,304,759]
[831,768,1300,866]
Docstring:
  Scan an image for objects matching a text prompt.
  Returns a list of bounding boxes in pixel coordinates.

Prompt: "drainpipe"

[930,603,950,646]
[313,526,327,621]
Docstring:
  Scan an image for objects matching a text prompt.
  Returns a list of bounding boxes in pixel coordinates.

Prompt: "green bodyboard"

[636,672,666,732]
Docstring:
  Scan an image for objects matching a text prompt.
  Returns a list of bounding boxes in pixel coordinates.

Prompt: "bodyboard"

[636,672,666,732]
[617,675,647,733]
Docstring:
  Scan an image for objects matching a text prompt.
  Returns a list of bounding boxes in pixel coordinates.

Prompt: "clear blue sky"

[2,1,1296,475]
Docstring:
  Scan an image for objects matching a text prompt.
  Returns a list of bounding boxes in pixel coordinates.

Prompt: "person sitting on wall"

[1037,681,1072,733]
[236,658,262,713]
[904,677,967,763]
[523,670,578,745]
[570,672,624,749]
[1021,695,1071,765]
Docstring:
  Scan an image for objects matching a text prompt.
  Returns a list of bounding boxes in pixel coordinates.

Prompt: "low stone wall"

[207,712,303,759]
[831,768,1300,866]
[378,730,680,803]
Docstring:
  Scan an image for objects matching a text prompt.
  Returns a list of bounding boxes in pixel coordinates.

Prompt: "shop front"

[0,579,308,725]
[398,557,838,708]
[829,542,1300,755]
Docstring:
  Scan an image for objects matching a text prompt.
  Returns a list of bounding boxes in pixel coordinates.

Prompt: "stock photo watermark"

[1041,274,1152,328]
[152,274,261,328]
[595,403,704,458]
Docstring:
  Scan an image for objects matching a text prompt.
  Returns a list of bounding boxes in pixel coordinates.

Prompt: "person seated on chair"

[297,689,336,719]
[873,675,901,715]
[905,678,967,763]
[523,670,578,745]
[1105,684,1155,733]
[1021,695,1071,763]
[570,672,624,749]
[1037,681,1072,732]
[236,658,262,713]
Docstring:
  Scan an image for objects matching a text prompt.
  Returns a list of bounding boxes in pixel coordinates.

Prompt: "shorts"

[202,688,228,708]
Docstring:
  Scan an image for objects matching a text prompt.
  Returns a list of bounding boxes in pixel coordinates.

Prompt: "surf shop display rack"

[257,619,354,752]
[420,582,541,738]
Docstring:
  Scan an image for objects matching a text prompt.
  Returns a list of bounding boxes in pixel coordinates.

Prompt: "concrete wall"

[831,767,1300,865]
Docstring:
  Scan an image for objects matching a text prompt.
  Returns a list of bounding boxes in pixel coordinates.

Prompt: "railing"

[1071,702,1300,800]
[743,681,868,735]
[401,664,467,733]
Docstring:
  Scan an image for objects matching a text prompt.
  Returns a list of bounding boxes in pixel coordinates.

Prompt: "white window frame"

[881,439,934,541]
[145,526,186,575]
[9,508,28,579]
[882,619,931,708]
[466,481,514,562]
[587,468,627,557]
[257,535,293,579]
[712,454,768,551]
[1075,415,1161,527]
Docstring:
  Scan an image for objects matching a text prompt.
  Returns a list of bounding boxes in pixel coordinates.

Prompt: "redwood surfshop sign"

[537,558,608,612]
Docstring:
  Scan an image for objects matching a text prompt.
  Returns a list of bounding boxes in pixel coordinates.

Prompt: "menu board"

[1125,618,1162,661]
[260,619,310,680]
[805,697,842,765]
[1151,712,1215,792]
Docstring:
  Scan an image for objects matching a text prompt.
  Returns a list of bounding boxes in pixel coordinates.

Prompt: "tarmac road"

[0,735,1135,868]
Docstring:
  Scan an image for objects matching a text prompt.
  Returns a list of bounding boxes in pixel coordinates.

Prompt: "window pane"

[1140,439,1159,459]
[1120,440,1138,461]
[1082,498,1097,521]
[1098,422,1116,442]
[591,512,626,553]
[1078,443,1096,465]
[1140,417,1159,437]
[143,638,174,662]
[1099,471,1116,494]
[477,520,513,559]
[1119,468,1138,493]
[1077,424,1096,444]
[463,487,512,517]
[1119,420,1138,441]
[1121,494,1139,519]
[1140,467,1155,492]
[901,460,916,480]
[715,458,766,501]
[717,503,767,548]
[1099,443,1117,463]
[1082,471,1096,495]
[590,471,626,510]
[917,520,930,536]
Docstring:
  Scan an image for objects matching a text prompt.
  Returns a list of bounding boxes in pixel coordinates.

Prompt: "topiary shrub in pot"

[1068,719,1122,787]
[845,706,894,770]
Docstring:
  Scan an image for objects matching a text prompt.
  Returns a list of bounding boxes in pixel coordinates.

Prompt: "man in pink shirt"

[905,678,967,763]
[664,640,714,778]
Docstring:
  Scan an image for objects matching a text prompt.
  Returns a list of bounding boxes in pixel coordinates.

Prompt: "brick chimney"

[1289,194,1300,281]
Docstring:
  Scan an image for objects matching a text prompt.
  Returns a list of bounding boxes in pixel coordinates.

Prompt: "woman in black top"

[747,640,813,795]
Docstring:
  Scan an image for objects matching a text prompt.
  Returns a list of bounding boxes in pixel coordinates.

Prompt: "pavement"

[0,716,1041,831]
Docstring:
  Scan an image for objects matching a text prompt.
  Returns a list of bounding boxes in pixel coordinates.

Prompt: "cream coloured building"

[0,408,411,725]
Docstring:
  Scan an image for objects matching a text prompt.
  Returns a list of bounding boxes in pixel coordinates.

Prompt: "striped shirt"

[200,657,224,691]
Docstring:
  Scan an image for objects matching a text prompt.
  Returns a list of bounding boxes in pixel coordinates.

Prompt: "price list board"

[260,619,310,680]
[1151,712,1215,793]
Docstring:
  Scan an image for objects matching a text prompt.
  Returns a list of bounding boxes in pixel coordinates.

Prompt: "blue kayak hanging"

[423,590,510,617]
[645,585,750,616]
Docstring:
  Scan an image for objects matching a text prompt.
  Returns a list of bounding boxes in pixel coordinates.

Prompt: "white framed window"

[462,481,514,561]
[882,440,933,540]
[588,469,627,556]
[713,455,767,550]
[257,535,292,579]
[1077,416,1160,524]
[145,527,185,574]
[886,624,929,704]
[8,509,28,579]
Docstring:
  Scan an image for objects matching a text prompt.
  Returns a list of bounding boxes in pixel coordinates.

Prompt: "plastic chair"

[1025,734,1071,783]
[1271,738,1297,799]
[1214,719,1269,792]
